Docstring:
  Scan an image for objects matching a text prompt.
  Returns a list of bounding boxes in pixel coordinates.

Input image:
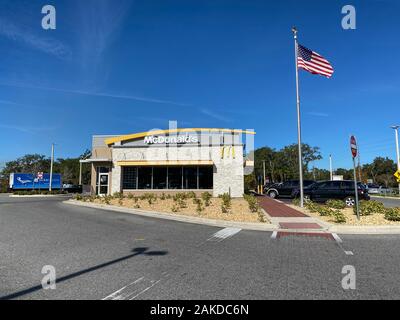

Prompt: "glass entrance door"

[98,173,109,196]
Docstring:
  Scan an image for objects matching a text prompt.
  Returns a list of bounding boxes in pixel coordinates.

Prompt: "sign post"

[350,135,360,220]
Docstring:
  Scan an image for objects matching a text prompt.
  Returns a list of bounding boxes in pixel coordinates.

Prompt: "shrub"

[257,211,266,223]
[147,194,157,205]
[292,198,300,207]
[201,192,212,206]
[173,194,187,208]
[220,193,232,213]
[178,198,187,208]
[134,203,140,209]
[355,200,385,216]
[74,194,83,201]
[305,201,320,213]
[160,193,166,200]
[193,198,204,214]
[127,193,134,200]
[103,195,111,205]
[332,210,346,223]
[316,205,334,217]
[171,204,179,212]
[186,191,197,199]
[243,194,260,213]
[113,192,124,199]
[384,208,400,221]
[326,199,346,210]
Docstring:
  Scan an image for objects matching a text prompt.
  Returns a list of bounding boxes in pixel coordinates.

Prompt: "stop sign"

[350,135,358,158]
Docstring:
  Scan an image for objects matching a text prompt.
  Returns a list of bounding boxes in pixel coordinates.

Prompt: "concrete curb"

[9,194,70,198]
[63,200,277,232]
[371,196,400,200]
[327,225,400,235]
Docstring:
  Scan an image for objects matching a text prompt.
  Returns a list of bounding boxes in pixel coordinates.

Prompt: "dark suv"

[297,180,370,206]
[265,180,316,199]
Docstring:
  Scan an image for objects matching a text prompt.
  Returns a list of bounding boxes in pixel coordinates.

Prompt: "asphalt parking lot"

[1,194,400,300]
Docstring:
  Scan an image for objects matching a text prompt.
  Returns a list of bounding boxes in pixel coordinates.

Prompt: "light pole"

[262,160,266,185]
[391,125,400,195]
[329,154,333,181]
[49,143,55,192]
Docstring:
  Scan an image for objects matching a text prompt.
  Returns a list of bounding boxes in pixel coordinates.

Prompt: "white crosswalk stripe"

[207,227,242,242]
[102,272,169,300]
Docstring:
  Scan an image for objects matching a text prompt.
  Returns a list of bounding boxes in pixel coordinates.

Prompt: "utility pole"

[79,161,82,186]
[49,143,55,192]
[391,125,400,195]
[329,154,333,181]
[262,160,266,185]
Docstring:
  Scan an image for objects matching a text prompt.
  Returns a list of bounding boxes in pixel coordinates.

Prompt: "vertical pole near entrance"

[329,154,333,180]
[350,135,360,220]
[292,27,304,207]
[79,161,82,185]
[49,143,55,192]
[352,157,360,220]
[391,126,400,195]
[263,161,266,185]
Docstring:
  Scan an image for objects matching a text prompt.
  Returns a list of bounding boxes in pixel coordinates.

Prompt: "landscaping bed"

[289,199,400,226]
[74,192,268,223]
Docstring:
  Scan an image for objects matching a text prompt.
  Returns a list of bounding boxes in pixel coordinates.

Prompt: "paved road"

[371,196,400,208]
[1,194,400,300]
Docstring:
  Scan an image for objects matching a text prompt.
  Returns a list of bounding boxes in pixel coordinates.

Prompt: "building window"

[199,166,213,189]
[168,166,182,189]
[138,167,152,189]
[153,167,167,189]
[121,166,213,190]
[183,166,198,189]
[122,167,137,189]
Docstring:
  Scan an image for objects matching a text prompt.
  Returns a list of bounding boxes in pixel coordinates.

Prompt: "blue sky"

[0,0,399,170]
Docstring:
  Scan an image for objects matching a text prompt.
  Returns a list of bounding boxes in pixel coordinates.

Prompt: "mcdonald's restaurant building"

[82,128,255,198]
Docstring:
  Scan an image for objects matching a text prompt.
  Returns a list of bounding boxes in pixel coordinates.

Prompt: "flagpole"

[292,27,304,208]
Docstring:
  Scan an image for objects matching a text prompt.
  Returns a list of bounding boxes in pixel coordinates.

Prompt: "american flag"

[297,44,334,78]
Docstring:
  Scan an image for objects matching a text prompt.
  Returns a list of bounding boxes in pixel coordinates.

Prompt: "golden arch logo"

[220,146,235,159]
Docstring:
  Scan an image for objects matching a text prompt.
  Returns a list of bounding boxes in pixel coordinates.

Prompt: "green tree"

[362,157,397,185]
[0,150,92,192]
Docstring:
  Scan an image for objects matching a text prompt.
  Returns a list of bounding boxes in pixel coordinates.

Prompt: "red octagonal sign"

[350,135,358,158]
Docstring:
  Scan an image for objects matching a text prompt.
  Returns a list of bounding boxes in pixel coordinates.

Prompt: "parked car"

[62,184,82,193]
[265,180,316,199]
[367,183,381,194]
[295,180,370,206]
[366,184,394,195]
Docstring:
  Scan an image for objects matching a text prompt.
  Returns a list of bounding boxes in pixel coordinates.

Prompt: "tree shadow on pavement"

[0,247,168,300]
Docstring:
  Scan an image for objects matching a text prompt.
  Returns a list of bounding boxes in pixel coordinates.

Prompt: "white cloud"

[306,112,329,117]
[0,18,70,59]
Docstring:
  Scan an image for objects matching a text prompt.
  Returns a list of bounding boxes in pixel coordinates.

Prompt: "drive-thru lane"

[1,195,400,299]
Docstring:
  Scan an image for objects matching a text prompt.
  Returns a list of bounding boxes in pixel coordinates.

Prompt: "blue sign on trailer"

[9,173,62,190]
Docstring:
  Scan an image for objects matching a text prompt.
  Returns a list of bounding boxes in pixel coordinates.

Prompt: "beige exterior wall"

[110,145,244,197]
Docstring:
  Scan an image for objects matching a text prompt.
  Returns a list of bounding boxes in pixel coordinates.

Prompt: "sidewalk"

[258,196,331,238]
